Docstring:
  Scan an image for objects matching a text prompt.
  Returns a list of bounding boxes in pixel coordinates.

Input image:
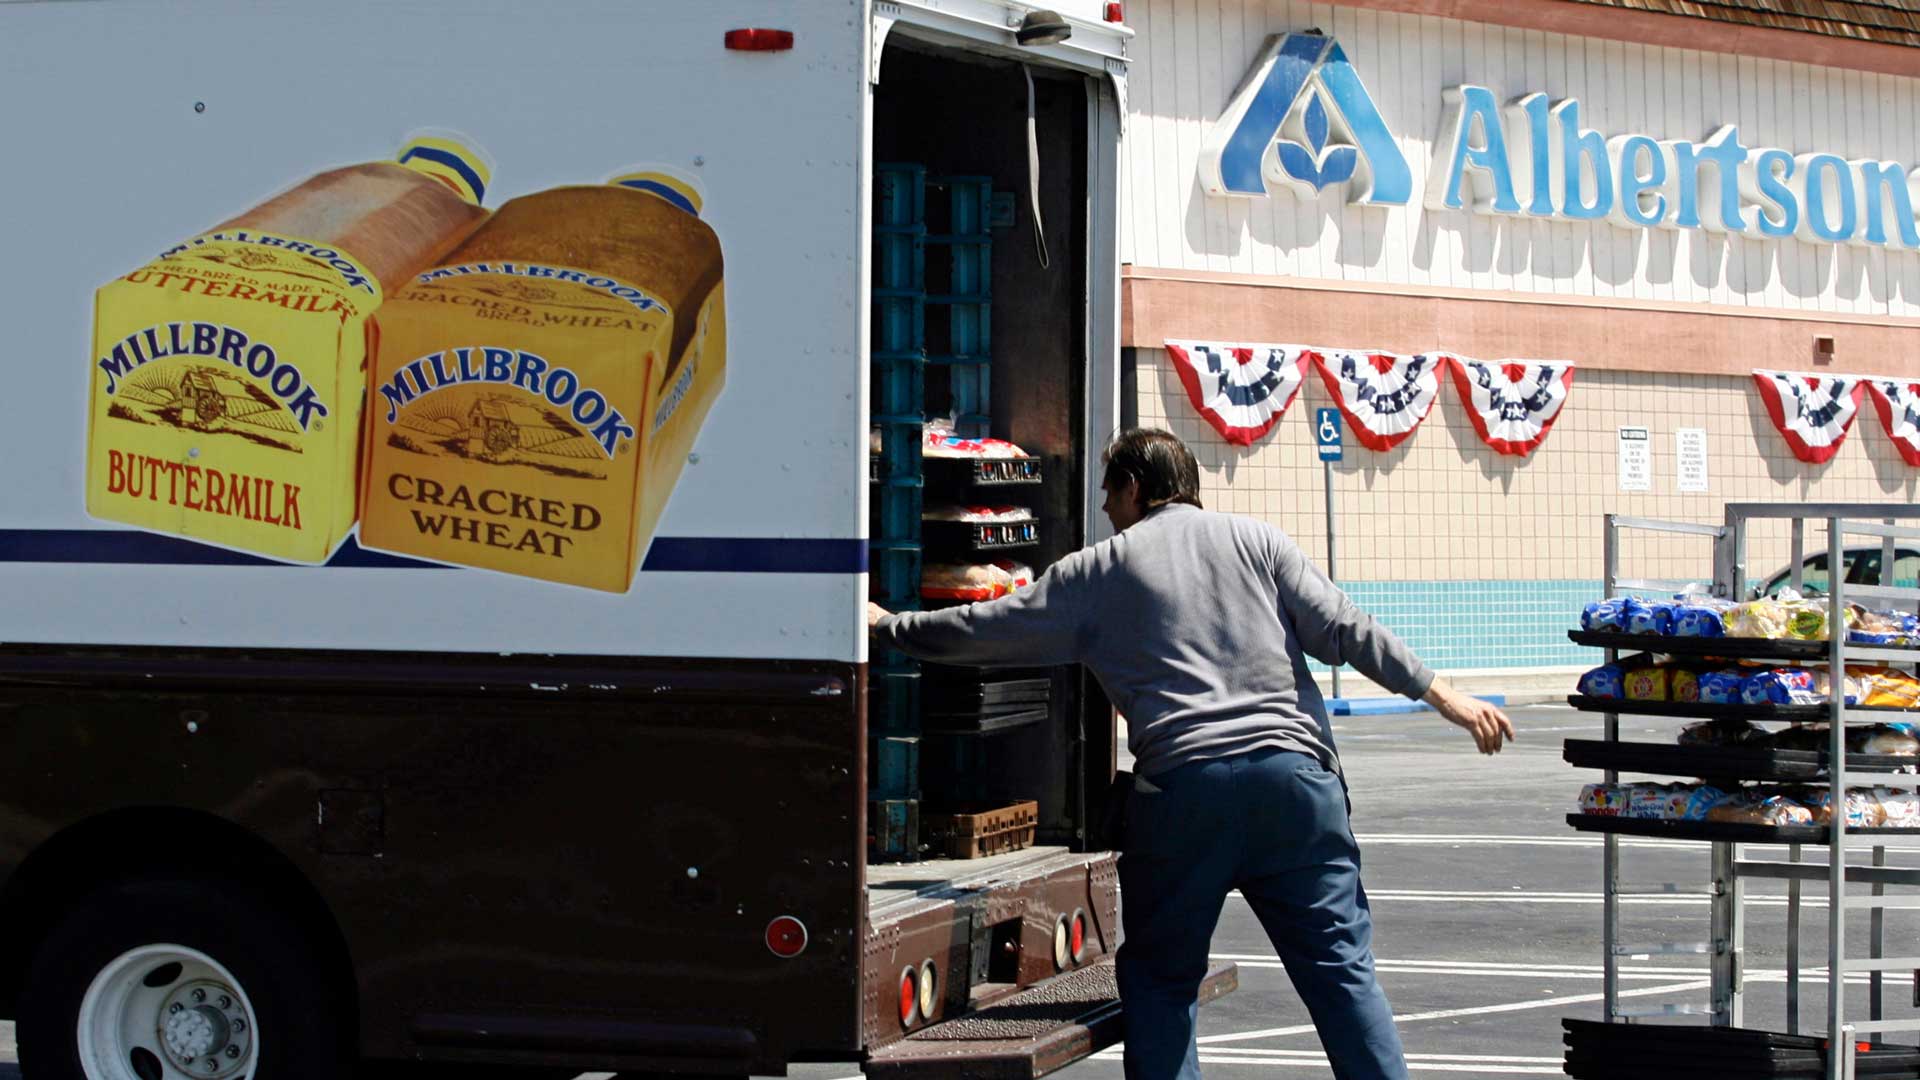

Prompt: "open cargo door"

[859,3,1234,1077]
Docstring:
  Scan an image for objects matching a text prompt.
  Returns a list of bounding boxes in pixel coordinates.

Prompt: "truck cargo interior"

[865,39,1105,880]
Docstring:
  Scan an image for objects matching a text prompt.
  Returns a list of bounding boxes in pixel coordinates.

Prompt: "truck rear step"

[864,958,1237,1080]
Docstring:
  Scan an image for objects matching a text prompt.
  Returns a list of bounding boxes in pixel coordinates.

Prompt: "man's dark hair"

[1101,428,1203,510]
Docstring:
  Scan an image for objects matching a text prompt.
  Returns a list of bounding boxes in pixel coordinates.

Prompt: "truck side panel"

[0,653,865,1071]
[0,0,868,661]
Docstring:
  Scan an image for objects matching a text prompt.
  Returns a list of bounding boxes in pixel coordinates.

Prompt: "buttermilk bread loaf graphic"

[359,170,727,592]
[86,136,492,563]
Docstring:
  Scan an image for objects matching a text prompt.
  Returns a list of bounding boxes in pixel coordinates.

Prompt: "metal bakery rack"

[1563,503,1920,1080]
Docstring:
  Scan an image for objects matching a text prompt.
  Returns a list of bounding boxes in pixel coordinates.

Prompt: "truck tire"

[17,875,347,1080]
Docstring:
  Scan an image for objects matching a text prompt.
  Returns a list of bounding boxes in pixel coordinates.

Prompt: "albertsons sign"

[1203,31,1920,249]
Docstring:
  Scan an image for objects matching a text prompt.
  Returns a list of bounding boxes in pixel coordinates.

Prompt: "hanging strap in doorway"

[1024,64,1051,270]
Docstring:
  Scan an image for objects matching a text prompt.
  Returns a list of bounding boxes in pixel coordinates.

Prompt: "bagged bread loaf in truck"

[86,136,491,562]
[358,169,727,593]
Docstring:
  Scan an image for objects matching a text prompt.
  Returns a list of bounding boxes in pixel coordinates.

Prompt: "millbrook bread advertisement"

[84,138,726,594]
[3,1,861,658]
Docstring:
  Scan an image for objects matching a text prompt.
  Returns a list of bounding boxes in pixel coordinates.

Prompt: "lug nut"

[192,989,205,1002]
[217,995,230,1009]
[231,1019,245,1032]
[169,1003,183,1014]
[226,1045,240,1059]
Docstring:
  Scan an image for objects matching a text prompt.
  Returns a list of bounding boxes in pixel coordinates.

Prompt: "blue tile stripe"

[0,530,867,574]
[1311,578,1607,672]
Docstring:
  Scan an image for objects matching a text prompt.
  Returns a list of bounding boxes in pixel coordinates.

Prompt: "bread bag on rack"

[1706,791,1814,826]
[1678,719,1765,748]
[1799,788,1888,829]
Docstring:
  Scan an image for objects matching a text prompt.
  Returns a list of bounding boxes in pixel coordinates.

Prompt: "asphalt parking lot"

[1052,702,1918,1079]
[2,703,1912,1079]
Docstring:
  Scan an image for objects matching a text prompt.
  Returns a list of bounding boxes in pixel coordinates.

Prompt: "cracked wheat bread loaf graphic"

[358,170,727,593]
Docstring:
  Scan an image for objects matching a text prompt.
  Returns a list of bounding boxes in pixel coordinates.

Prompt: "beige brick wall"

[1136,350,1920,587]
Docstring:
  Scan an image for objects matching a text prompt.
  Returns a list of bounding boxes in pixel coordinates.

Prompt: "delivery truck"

[0,2,1235,1078]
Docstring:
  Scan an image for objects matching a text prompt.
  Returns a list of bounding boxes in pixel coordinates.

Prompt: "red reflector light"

[899,968,920,1026]
[725,28,794,51]
[1105,2,1124,21]
[765,916,809,958]
[1071,913,1086,961]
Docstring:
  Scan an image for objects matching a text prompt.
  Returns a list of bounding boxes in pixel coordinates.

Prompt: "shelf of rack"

[922,455,1043,488]
[919,518,1039,553]
[1570,630,1920,664]
[1569,695,1920,723]
[1568,695,1830,722]
[1568,813,1920,846]
[1563,739,1919,782]
[1562,1018,1920,1079]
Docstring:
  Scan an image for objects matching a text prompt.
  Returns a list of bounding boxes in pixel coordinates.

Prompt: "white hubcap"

[77,945,259,1080]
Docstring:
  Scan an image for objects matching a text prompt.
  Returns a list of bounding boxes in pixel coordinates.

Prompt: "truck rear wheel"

[18,876,347,1080]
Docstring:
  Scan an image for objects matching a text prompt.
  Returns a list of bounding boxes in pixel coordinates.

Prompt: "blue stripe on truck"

[0,531,867,574]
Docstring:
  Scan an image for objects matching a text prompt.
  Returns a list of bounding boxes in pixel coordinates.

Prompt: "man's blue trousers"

[1115,748,1409,1080]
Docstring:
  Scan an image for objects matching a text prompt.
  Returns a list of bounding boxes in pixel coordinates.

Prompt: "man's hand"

[1423,682,1516,755]
[867,602,892,630]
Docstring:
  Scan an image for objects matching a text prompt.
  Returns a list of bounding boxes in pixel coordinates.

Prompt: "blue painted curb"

[1328,693,1507,717]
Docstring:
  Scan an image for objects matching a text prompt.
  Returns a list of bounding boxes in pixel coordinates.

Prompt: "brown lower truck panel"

[865,959,1239,1080]
[0,645,868,1075]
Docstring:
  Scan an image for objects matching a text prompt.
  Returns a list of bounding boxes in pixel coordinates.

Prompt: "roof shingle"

[1561,0,1920,47]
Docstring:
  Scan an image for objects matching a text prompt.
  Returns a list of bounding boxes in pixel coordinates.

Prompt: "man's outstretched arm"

[870,563,1085,668]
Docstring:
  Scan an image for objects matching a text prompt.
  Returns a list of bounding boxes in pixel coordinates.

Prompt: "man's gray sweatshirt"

[874,503,1434,778]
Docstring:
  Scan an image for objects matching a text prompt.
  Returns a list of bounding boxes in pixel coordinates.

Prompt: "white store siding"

[1121,0,1920,317]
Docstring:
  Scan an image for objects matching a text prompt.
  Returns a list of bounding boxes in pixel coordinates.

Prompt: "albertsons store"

[1118,0,1920,681]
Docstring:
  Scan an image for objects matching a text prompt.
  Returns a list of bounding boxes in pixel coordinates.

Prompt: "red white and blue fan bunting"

[1312,350,1445,452]
[1868,379,1920,467]
[1752,369,1865,464]
[1444,357,1577,457]
[1163,340,1309,446]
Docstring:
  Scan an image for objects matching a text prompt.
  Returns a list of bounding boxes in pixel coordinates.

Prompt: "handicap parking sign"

[1315,408,1343,461]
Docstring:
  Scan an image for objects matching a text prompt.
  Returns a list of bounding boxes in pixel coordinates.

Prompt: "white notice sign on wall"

[1618,427,1651,492]
[1677,428,1708,493]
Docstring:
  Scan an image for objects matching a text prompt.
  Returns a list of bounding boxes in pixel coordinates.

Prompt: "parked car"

[1754,545,1920,598]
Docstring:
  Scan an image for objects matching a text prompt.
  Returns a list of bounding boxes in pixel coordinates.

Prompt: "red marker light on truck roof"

[1105,2,1125,21]
[766,915,809,958]
[725,28,795,51]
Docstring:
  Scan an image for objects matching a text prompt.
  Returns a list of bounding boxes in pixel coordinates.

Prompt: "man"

[867,428,1514,1080]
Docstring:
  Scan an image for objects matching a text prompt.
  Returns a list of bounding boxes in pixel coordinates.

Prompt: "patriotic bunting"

[1163,340,1309,446]
[1751,370,1865,465]
[1443,357,1577,458]
[1157,341,1920,470]
[1867,379,1920,467]
[1311,350,1446,452]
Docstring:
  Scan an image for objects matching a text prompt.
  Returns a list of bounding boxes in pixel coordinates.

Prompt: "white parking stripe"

[1193,1057,1560,1074]
[1212,954,1695,975]
[1215,953,1889,985]
[1229,886,1848,907]
[1225,959,1702,981]
[1187,978,1712,1046]
[1355,834,1695,849]
[1218,1051,1563,1064]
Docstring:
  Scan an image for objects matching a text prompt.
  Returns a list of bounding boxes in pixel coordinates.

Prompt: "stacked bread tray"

[919,517,1039,553]
[1563,1018,1920,1079]
[921,455,1043,488]
[921,671,1050,734]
